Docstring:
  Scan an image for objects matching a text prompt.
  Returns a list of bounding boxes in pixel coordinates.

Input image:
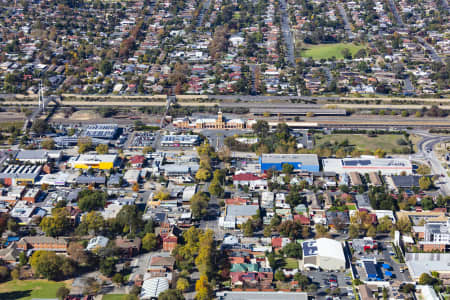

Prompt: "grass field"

[102,295,128,300]
[0,280,67,300]
[314,133,404,152]
[300,43,366,60]
[284,258,299,269]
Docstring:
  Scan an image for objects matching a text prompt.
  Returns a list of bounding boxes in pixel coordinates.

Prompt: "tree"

[243,219,254,237]
[176,277,190,292]
[159,289,185,300]
[142,233,158,251]
[419,273,438,285]
[99,60,113,75]
[32,119,49,135]
[195,230,214,278]
[367,225,377,238]
[78,190,107,212]
[7,218,18,233]
[349,224,359,238]
[417,164,431,175]
[0,266,9,282]
[77,137,93,154]
[377,216,393,233]
[10,268,19,280]
[396,217,411,233]
[195,275,212,300]
[56,287,70,300]
[132,183,140,192]
[282,163,294,175]
[315,224,329,238]
[79,211,105,235]
[282,243,303,259]
[275,269,285,281]
[19,251,28,266]
[419,176,432,190]
[190,192,210,219]
[100,257,118,277]
[208,181,224,197]
[294,273,310,289]
[96,144,109,154]
[195,168,211,181]
[374,148,386,158]
[40,208,71,236]
[30,251,75,280]
[263,226,272,237]
[41,138,55,149]
[252,120,269,138]
[68,242,89,265]
[142,146,154,154]
[116,205,142,234]
[112,273,124,286]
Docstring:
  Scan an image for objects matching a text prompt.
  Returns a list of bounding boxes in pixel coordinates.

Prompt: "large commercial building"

[160,135,200,147]
[259,154,319,172]
[405,252,450,281]
[322,157,412,175]
[173,111,246,129]
[301,238,346,271]
[0,164,42,186]
[82,124,118,139]
[67,154,118,170]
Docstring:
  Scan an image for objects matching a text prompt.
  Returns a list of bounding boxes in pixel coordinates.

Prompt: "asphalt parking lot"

[304,269,354,299]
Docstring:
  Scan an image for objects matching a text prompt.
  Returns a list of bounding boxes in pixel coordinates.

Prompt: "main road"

[279,0,295,66]
[412,132,450,196]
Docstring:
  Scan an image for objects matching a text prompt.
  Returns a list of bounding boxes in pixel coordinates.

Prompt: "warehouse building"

[67,154,118,170]
[301,238,346,271]
[405,252,450,281]
[0,164,42,186]
[259,154,319,172]
[82,124,118,139]
[15,150,62,164]
[322,157,412,175]
[160,135,200,147]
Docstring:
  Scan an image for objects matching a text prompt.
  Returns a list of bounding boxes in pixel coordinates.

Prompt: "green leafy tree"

[32,119,49,135]
[419,176,432,190]
[41,138,55,150]
[78,190,107,212]
[56,287,70,300]
[195,168,212,182]
[208,181,224,197]
[40,208,71,237]
[176,277,189,292]
[159,289,185,300]
[142,233,158,251]
[243,219,254,237]
[190,192,210,219]
[252,120,269,138]
[275,269,285,281]
[282,243,303,259]
[282,163,294,175]
[95,144,109,154]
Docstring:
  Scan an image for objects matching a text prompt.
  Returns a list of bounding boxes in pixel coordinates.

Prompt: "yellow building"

[68,154,118,170]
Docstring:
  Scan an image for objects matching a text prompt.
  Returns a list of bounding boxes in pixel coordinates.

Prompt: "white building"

[322,157,412,175]
[302,238,346,271]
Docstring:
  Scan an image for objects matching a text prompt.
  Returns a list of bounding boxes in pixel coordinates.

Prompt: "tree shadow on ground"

[0,290,32,300]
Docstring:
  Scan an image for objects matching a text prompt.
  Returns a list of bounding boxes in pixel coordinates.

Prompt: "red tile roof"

[232,173,262,181]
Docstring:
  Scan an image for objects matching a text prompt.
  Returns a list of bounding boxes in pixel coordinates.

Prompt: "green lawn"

[102,295,128,300]
[300,43,366,60]
[314,133,404,153]
[0,280,67,300]
[284,257,299,269]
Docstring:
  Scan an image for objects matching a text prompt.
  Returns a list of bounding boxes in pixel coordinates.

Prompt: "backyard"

[0,280,68,300]
[300,43,366,60]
